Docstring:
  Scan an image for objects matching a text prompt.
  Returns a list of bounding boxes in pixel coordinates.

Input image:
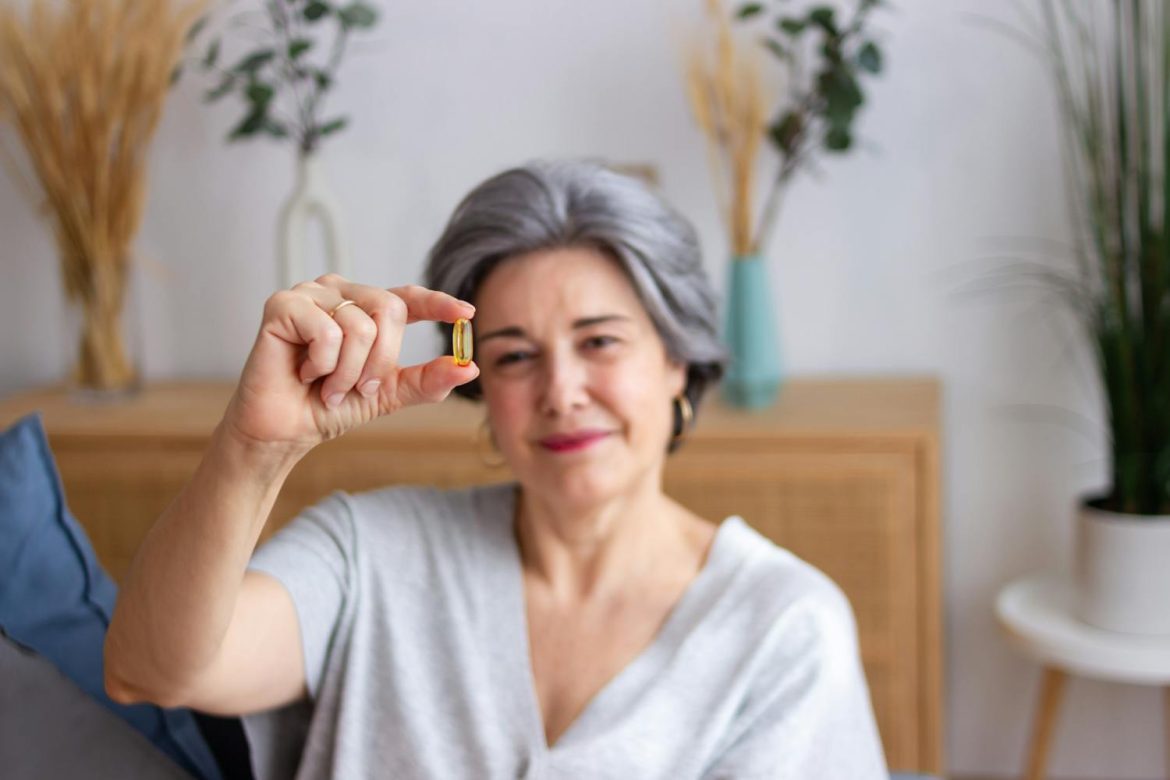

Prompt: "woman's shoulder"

[342,480,514,524]
[330,480,515,554]
[716,517,858,637]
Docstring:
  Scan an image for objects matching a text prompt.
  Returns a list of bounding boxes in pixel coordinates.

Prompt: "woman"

[105,161,887,779]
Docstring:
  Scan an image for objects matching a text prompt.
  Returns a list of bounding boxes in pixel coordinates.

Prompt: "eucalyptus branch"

[185,0,379,153]
[728,0,887,256]
[303,25,350,154]
[754,97,817,252]
[268,0,312,144]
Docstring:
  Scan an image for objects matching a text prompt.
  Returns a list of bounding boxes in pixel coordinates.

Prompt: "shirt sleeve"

[700,582,889,780]
[246,491,357,701]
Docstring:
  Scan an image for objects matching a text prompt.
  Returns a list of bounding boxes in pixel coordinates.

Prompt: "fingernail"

[359,379,381,397]
[325,392,345,409]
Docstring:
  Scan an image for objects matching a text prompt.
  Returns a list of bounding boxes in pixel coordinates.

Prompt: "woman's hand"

[223,275,478,455]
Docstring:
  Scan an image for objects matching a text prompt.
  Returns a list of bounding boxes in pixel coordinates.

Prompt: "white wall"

[0,1,1160,776]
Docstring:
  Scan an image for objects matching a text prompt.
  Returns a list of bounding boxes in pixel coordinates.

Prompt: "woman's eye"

[584,335,617,349]
[496,352,531,366]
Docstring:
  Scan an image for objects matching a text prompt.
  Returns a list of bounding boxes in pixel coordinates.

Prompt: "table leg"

[1024,666,1067,780]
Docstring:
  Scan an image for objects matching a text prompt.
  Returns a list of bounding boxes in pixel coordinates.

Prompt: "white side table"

[995,574,1170,780]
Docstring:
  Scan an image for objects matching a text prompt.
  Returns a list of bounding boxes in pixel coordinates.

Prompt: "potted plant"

[684,0,885,407]
[1038,0,1170,633]
[189,0,378,288]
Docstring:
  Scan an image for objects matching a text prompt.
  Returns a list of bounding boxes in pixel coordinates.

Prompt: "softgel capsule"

[452,318,473,366]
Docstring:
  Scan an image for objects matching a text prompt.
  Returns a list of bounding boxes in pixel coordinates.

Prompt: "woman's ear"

[667,359,688,399]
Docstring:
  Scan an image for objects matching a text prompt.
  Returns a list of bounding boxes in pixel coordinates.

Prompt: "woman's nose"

[538,350,589,417]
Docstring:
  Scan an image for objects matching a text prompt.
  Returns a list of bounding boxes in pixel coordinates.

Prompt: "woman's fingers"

[290,281,379,406]
[322,278,474,404]
[319,303,378,408]
[261,290,343,385]
[288,276,476,411]
[387,284,475,324]
[327,283,410,399]
[393,356,480,409]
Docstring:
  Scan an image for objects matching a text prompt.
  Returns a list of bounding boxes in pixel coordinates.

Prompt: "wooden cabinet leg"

[1164,687,1170,780]
[1024,667,1067,780]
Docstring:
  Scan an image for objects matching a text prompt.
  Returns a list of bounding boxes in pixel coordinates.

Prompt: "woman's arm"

[103,423,308,711]
[103,277,478,714]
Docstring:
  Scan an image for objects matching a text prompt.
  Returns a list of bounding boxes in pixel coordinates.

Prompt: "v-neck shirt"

[241,482,887,779]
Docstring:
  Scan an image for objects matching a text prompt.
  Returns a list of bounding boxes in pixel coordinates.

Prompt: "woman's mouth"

[538,430,611,453]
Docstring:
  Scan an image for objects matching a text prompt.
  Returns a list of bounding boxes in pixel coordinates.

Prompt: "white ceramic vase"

[277,151,350,289]
[1074,500,1170,635]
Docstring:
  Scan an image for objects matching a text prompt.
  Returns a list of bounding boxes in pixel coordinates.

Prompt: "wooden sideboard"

[0,377,944,773]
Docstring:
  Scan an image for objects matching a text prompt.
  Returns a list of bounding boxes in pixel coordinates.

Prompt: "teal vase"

[722,255,782,408]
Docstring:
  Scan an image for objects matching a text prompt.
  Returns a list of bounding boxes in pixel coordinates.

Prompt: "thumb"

[391,357,480,409]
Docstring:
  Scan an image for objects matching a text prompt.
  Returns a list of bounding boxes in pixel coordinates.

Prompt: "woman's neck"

[513,477,695,603]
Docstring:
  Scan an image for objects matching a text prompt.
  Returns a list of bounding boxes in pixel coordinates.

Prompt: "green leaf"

[185,15,208,43]
[264,119,289,138]
[736,3,764,19]
[824,125,852,151]
[289,38,313,59]
[818,68,864,124]
[204,74,236,102]
[857,41,882,74]
[808,6,836,32]
[767,111,804,154]
[318,117,349,136]
[779,17,807,36]
[229,110,268,140]
[314,70,333,91]
[763,38,789,61]
[233,49,275,74]
[820,40,843,65]
[339,2,378,28]
[246,82,275,105]
[304,1,330,21]
[202,39,220,69]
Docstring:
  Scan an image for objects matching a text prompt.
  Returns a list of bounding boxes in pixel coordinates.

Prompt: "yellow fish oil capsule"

[452,318,473,366]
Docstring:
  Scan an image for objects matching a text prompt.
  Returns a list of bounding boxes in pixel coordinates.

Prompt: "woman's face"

[473,246,687,510]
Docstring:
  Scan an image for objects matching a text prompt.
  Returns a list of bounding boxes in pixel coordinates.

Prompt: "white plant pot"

[1074,500,1170,635]
[277,152,350,289]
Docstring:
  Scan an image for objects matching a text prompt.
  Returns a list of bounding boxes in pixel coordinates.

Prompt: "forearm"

[104,422,304,702]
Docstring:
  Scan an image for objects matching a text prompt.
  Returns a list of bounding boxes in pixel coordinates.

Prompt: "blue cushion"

[0,413,222,780]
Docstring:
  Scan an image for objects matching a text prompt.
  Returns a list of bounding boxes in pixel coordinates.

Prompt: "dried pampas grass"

[0,0,204,392]
[685,0,767,257]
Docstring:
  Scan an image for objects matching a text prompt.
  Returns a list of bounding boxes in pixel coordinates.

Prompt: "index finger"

[385,284,475,324]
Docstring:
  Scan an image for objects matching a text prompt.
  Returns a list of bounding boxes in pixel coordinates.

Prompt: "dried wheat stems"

[685,0,768,257]
[0,0,204,391]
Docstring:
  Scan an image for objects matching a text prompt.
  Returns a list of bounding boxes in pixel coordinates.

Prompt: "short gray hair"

[424,159,727,449]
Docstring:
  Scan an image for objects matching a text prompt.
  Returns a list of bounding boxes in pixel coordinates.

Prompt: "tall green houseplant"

[1038,0,1170,635]
[1043,0,1170,516]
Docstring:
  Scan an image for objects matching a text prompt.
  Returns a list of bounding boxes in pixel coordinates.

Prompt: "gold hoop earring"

[672,393,694,447]
[474,417,508,468]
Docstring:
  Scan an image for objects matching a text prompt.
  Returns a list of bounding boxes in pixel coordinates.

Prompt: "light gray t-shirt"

[242,482,888,779]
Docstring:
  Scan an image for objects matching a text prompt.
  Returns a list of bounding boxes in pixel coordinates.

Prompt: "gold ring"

[329,299,357,318]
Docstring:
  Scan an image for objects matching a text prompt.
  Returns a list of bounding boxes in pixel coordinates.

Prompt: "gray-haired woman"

[105,160,887,779]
